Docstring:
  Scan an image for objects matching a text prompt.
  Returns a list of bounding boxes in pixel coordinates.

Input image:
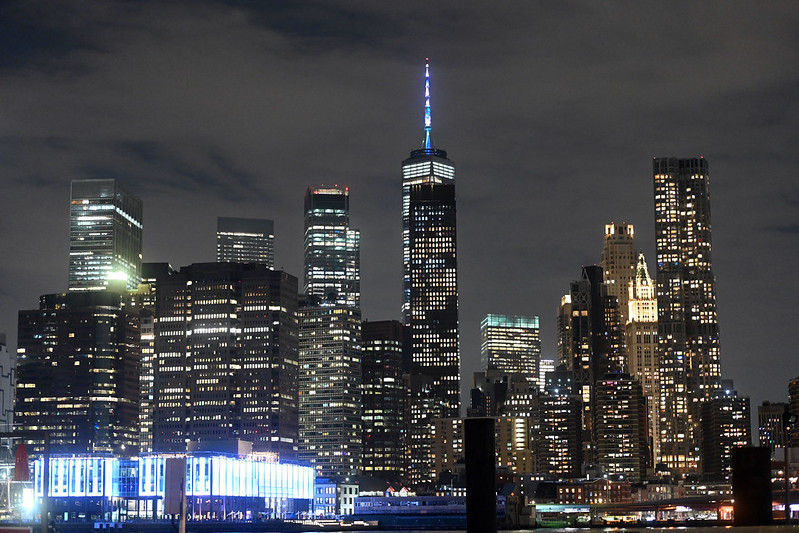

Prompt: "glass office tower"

[69,179,142,291]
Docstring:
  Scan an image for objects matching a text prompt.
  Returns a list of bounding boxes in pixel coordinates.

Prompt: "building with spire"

[654,157,721,476]
[402,61,460,487]
[626,252,659,465]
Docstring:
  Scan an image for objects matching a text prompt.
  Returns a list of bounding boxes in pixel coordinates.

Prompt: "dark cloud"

[1,0,798,419]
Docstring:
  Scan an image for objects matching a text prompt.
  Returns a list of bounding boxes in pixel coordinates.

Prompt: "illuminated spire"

[424,59,432,150]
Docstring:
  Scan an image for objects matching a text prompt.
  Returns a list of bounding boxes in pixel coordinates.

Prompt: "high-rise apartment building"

[402,62,460,486]
[216,217,275,268]
[361,320,406,482]
[298,305,362,477]
[539,358,555,391]
[625,253,659,463]
[758,401,789,450]
[480,314,540,387]
[16,291,140,455]
[69,179,143,292]
[654,157,722,475]
[594,373,648,482]
[152,263,298,458]
[304,186,360,308]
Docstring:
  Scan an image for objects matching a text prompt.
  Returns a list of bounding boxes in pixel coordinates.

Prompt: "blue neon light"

[424,61,432,150]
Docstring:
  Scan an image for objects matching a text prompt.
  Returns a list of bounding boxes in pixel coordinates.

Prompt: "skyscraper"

[304,186,360,308]
[601,223,637,327]
[298,305,362,477]
[594,373,648,482]
[700,387,750,481]
[152,263,298,458]
[402,62,459,486]
[625,253,659,463]
[480,314,541,387]
[69,179,143,292]
[216,217,275,268]
[16,291,140,455]
[361,320,406,482]
[654,157,721,475]
[757,401,788,450]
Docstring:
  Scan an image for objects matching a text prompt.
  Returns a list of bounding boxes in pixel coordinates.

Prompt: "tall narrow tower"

[402,61,460,486]
[654,157,721,475]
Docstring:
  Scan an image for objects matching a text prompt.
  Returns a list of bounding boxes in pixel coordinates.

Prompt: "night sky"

[1,1,797,418]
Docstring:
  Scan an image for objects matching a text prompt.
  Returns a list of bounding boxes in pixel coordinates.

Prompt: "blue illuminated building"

[32,453,314,521]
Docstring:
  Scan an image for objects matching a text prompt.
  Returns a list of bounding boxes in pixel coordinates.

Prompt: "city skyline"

[1,2,797,418]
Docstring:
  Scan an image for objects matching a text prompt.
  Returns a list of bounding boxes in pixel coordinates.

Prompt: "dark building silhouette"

[152,263,298,458]
[16,291,140,455]
[758,401,789,450]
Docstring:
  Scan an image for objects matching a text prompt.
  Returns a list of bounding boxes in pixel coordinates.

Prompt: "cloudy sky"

[1,1,797,414]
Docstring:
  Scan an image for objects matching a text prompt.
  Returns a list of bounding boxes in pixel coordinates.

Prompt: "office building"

[594,373,648,482]
[625,252,659,463]
[0,334,14,432]
[539,366,583,478]
[700,388,750,481]
[298,305,362,477]
[135,262,173,453]
[654,157,722,475]
[304,186,360,307]
[402,62,460,486]
[361,320,406,482]
[216,217,275,268]
[758,401,789,450]
[480,314,540,387]
[152,263,298,458]
[16,291,140,455]
[69,179,143,292]
[601,223,637,327]
[538,358,555,392]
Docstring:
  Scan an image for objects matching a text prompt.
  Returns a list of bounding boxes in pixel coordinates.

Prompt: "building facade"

[361,320,406,482]
[69,179,143,292]
[480,314,541,387]
[304,186,360,308]
[216,217,275,268]
[758,401,789,450]
[654,157,722,475]
[594,373,648,482]
[298,305,362,477]
[0,334,15,432]
[601,223,637,327]
[16,291,140,455]
[700,388,750,481]
[152,263,299,458]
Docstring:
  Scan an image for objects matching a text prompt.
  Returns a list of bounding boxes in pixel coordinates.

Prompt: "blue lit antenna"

[424,59,432,150]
